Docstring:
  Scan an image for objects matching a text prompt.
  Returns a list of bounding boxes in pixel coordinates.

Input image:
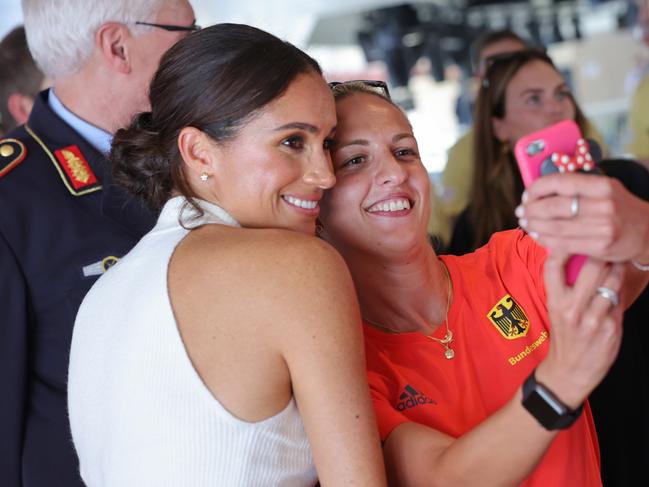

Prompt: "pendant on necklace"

[444,346,455,359]
[427,329,455,359]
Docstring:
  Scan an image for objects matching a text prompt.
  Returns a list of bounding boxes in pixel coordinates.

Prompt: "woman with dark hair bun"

[67,24,386,486]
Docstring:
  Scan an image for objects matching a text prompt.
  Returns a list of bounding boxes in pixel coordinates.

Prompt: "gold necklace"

[363,260,455,360]
[426,261,454,359]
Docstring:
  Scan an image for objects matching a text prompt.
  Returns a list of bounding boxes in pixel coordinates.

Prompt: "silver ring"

[596,286,619,307]
[570,195,579,218]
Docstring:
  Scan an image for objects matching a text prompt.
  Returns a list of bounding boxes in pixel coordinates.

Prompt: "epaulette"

[25,124,102,196]
[0,138,27,178]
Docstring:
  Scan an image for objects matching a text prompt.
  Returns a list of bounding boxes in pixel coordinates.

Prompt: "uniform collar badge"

[53,145,101,194]
[0,139,27,178]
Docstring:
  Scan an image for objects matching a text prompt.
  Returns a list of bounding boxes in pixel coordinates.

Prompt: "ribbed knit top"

[68,196,317,486]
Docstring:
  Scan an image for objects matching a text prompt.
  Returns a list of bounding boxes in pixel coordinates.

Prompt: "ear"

[177,127,219,182]
[96,22,132,74]
[491,116,511,143]
[6,93,35,126]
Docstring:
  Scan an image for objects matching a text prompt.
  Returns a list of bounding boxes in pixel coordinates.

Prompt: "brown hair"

[470,29,528,74]
[0,26,45,133]
[111,23,322,213]
[469,49,588,250]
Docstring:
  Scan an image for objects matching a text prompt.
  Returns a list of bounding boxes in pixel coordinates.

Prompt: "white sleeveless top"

[68,196,317,487]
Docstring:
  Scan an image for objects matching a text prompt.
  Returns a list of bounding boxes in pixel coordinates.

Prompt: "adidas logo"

[396,385,437,411]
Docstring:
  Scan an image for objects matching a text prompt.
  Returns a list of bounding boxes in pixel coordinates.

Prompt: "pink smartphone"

[513,120,595,285]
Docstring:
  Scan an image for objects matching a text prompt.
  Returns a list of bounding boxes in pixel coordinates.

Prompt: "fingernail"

[519,218,528,229]
[522,191,528,204]
[515,205,525,218]
[529,230,539,240]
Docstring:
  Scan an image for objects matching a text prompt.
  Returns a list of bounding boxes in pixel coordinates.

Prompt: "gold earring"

[200,171,209,182]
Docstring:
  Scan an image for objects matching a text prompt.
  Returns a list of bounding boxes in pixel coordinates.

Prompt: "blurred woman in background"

[448,48,606,254]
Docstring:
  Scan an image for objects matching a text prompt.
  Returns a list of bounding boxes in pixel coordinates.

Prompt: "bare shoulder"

[172,225,355,317]
[183,225,347,279]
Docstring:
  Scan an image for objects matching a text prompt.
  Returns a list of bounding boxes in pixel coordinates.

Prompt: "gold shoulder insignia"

[25,124,102,196]
[487,294,530,340]
[0,139,27,178]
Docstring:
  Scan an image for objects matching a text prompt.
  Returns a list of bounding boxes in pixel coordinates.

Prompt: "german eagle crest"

[488,295,530,339]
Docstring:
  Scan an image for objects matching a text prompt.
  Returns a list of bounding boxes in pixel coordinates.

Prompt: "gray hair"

[22,0,166,79]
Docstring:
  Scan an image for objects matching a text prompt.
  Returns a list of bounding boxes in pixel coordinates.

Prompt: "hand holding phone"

[514,120,600,285]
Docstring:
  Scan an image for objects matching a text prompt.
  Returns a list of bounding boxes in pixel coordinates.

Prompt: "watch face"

[533,386,566,416]
[525,389,564,427]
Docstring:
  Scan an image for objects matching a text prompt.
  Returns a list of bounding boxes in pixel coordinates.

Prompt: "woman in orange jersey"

[318,81,649,486]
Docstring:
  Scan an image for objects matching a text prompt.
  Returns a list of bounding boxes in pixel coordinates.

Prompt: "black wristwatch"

[522,369,583,430]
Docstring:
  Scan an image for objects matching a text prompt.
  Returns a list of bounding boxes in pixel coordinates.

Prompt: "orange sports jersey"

[364,229,602,487]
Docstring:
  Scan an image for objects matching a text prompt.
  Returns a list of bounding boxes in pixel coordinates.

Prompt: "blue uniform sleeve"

[0,230,28,486]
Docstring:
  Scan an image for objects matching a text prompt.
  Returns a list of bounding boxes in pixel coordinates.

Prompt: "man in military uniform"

[0,0,196,485]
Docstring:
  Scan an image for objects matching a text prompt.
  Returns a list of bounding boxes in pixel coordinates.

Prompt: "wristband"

[522,369,583,430]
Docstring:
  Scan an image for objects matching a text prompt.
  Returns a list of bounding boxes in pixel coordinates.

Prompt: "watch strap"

[522,369,584,430]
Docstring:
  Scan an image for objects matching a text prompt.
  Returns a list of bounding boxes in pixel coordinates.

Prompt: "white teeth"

[367,198,411,213]
[283,195,318,210]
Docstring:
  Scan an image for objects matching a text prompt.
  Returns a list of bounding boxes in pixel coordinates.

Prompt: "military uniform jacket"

[0,91,154,486]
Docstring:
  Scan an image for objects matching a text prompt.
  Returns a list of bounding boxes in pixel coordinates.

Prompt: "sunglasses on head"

[328,80,391,99]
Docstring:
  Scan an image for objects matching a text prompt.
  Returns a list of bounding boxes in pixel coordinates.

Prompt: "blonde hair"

[330,81,393,104]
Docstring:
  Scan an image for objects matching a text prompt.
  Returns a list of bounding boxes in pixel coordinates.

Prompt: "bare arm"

[381,253,624,487]
[170,227,386,485]
[269,236,387,486]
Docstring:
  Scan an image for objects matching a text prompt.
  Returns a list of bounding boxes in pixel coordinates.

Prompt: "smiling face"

[492,59,576,144]
[320,92,430,257]
[201,70,337,235]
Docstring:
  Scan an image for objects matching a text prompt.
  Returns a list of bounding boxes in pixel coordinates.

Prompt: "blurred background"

[2,0,647,176]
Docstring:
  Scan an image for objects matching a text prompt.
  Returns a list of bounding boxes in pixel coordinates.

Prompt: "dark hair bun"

[111,112,171,211]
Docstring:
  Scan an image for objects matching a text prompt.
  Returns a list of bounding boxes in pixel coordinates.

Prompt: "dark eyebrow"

[274,122,319,133]
[520,82,569,97]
